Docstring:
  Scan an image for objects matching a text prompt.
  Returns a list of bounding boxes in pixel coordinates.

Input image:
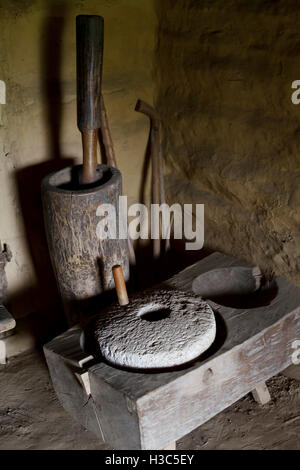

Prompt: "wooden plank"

[43,347,102,440]
[89,372,141,450]
[0,340,6,364]
[252,382,271,405]
[135,307,300,449]
[75,371,91,396]
[45,252,300,449]
[45,324,94,368]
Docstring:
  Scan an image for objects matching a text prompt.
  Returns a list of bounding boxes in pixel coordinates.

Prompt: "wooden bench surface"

[88,252,300,398]
[44,252,300,449]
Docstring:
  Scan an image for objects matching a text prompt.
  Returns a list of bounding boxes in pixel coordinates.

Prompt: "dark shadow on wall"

[13,4,76,344]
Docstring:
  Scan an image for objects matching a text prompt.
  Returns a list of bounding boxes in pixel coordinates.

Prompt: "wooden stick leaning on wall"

[100,94,117,168]
[135,100,171,259]
[158,126,171,253]
[135,100,160,259]
[100,93,136,266]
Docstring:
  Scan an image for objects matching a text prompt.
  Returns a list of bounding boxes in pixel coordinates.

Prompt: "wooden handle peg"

[112,265,129,306]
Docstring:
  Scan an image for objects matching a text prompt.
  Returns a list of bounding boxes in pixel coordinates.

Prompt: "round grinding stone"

[86,288,216,370]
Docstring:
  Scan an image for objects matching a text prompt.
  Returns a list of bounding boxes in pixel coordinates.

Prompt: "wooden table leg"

[0,339,6,364]
[164,441,176,450]
[252,382,271,405]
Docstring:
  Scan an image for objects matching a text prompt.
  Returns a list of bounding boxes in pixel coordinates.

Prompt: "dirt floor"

[0,349,299,450]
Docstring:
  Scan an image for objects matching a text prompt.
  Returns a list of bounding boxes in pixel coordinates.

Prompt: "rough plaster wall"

[155,0,300,283]
[0,0,155,348]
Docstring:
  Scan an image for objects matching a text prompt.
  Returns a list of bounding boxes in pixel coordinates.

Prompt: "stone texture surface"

[155,0,300,285]
[88,289,216,369]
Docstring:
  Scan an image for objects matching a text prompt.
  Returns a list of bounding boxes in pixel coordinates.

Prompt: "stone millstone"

[86,288,216,370]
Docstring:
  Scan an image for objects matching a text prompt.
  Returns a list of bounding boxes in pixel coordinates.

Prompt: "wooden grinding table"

[44,252,300,450]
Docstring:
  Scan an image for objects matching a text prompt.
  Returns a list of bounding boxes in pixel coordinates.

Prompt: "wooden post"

[113,265,129,306]
[252,382,271,405]
[135,100,161,259]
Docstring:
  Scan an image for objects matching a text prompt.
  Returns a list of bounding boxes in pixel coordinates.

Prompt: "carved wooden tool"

[135,100,161,259]
[135,100,171,258]
[76,15,104,184]
[42,16,129,325]
[112,265,129,306]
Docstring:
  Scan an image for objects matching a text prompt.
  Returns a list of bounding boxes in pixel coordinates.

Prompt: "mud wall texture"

[0,0,155,350]
[155,0,300,283]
